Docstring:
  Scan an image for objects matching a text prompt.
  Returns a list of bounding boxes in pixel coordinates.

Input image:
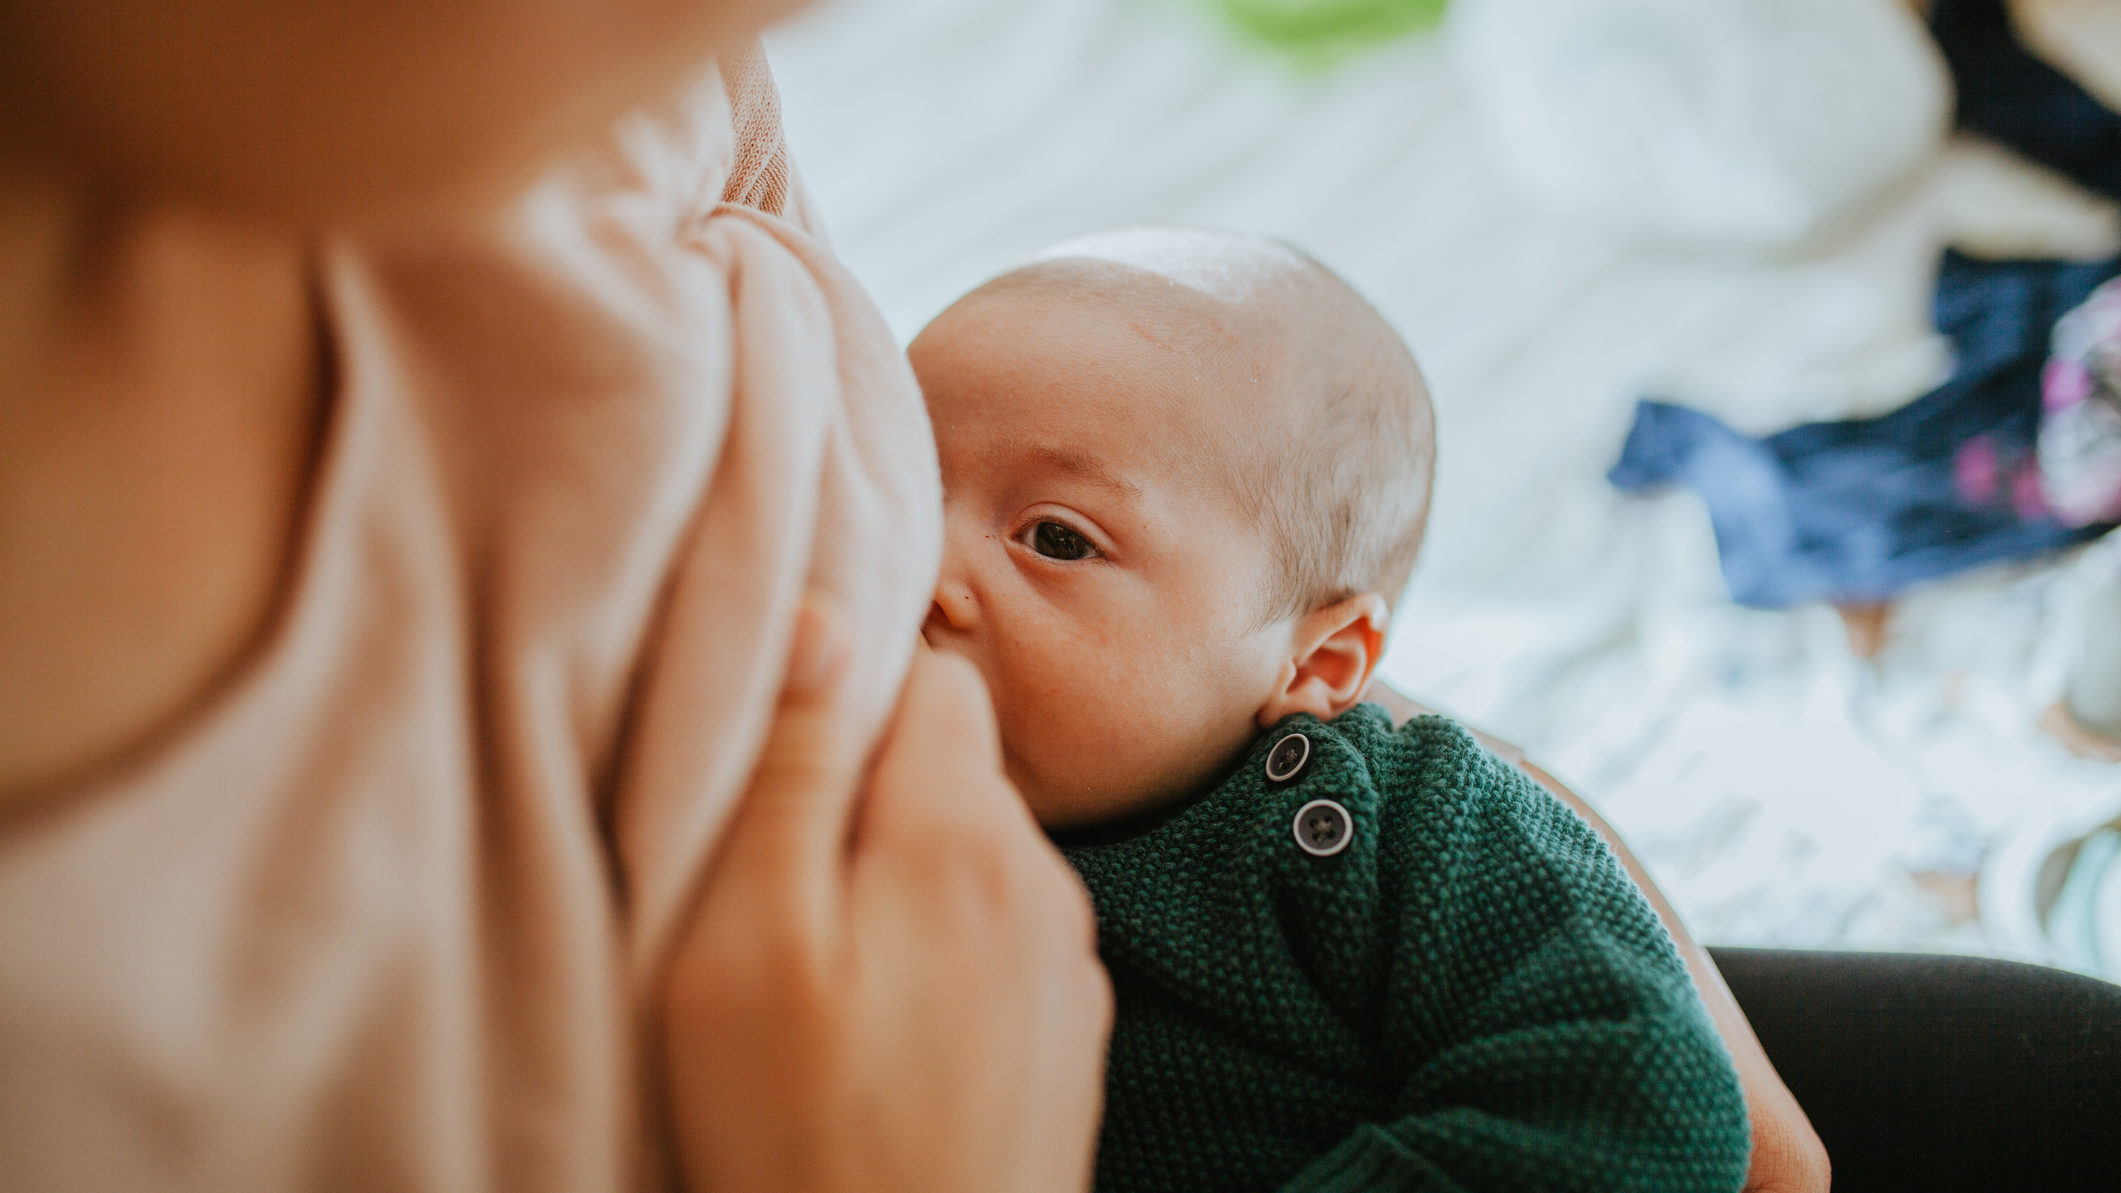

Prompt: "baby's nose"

[921,600,950,644]
[927,579,979,635]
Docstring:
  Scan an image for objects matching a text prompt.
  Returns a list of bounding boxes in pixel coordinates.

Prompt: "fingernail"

[786,598,852,695]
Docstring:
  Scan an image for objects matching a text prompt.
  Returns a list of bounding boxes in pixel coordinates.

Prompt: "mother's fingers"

[697,599,868,950]
[858,650,1101,956]
[869,650,1004,801]
[861,651,1039,879]
[664,611,1113,1193]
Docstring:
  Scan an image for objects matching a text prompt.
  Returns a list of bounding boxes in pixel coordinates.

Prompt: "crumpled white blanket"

[1450,0,1952,248]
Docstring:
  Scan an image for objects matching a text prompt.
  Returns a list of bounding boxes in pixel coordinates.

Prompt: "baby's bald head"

[913,227,1436,824]
[945,227,1435,619]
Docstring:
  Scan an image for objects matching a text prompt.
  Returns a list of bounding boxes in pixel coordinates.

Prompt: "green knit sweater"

[1057,706,1750,1193]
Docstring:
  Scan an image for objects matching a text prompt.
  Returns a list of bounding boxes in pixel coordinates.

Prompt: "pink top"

[0,48,940,1192]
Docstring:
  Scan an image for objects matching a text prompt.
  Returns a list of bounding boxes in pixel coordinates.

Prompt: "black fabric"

[1708,948,2121,1193]
[1931,0,2121,199]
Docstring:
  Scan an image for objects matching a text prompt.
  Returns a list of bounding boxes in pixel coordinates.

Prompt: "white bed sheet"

[766,0,2121,958]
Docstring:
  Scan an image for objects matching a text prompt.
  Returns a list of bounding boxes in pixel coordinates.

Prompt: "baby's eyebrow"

[1023,445,1143,502]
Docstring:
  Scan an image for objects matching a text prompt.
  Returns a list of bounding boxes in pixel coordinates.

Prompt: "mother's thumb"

[663,598,863,1044]
[781,598,853,706]
[703,595,865,915]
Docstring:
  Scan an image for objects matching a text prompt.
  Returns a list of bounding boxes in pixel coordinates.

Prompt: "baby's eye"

[1024,520,1099,561]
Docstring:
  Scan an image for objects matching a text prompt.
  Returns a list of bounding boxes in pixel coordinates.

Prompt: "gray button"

[1263,731,1312,783]
[1292,799,1352,857]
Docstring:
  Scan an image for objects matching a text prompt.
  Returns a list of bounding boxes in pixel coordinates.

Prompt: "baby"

[911,227,1749,1193]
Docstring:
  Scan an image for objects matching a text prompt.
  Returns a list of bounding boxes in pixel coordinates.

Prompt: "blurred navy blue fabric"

[1608,0,2121,608]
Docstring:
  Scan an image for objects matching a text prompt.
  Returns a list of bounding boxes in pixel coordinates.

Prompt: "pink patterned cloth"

[2040,276,2121,526]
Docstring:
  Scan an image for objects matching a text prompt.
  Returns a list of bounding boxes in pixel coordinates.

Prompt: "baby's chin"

[1007,751,1201,836]
[1006,757,1117,832]
[1002,757,1093,833]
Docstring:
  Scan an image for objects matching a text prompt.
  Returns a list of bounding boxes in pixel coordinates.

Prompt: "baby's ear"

[1257,595,1388,728]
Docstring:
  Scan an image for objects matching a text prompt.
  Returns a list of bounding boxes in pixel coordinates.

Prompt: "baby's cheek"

[993,642,1161,815]
[1009,644,1143,771]
[1022,643,1252,826]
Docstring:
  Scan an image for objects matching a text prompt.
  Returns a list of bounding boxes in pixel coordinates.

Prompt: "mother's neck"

[0,170,324,798]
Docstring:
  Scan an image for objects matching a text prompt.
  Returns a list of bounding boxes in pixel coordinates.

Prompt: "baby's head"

[912,227,1434,830]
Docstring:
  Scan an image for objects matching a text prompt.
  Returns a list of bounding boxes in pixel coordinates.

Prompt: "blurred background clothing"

[766,0,2121,969]
[1610,248,2119,609]
[1601,0,2121,616]
[1200,0,1449,65]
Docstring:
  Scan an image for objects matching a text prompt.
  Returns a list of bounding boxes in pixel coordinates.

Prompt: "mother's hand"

[663,605,1112,1193]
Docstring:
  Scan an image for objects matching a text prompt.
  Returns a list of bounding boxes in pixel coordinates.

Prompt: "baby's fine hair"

[1239,245,1435,622]
[974,229,1436,622]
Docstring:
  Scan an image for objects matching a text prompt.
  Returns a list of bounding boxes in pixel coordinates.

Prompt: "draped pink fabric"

[0,46,940,1191]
